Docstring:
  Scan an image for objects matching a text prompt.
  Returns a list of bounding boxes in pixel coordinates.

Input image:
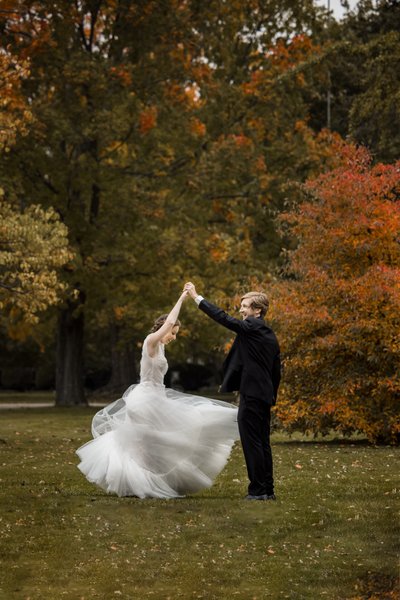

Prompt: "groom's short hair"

[241,291,269,318]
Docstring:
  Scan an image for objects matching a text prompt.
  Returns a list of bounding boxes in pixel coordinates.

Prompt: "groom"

[184,283,281,501]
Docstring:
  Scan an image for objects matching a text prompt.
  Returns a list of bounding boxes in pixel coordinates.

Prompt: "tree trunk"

[56,296,86,406]
[106,322,138,393]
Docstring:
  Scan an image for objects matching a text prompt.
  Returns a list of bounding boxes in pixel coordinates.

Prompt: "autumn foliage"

[1,0,398,408]
[0,46,71,330]
[0,51,33,150]
[0,201,72,326]
[270,144,400,444]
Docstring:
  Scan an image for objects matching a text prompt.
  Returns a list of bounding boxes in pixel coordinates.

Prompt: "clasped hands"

[182,281,198,299]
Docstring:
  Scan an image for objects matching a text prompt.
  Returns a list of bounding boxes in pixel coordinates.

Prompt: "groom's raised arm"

[184,282,247,334]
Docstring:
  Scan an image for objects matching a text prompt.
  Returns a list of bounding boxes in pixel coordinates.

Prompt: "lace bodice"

[139,337,168,387]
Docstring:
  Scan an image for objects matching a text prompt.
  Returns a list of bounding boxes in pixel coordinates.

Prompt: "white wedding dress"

[76,337,239,498]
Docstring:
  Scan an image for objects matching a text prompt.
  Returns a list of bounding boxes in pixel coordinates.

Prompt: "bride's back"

[140,337,168,387]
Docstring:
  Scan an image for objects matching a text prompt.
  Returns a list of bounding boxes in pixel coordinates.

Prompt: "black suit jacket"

[199,298,281,405]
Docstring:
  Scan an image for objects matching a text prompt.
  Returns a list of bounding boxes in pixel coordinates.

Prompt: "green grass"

[0,391,56,405]
[0,407,399,600]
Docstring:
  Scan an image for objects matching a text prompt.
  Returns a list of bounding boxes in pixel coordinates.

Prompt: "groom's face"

[239,299,261,320]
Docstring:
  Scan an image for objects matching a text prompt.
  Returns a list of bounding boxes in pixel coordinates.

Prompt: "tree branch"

[4,27,33,39]
[0,282,27,295]
[89,1,102,51]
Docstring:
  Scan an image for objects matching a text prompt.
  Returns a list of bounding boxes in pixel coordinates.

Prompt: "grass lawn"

[0,407,398,600]
[0,391,56,405]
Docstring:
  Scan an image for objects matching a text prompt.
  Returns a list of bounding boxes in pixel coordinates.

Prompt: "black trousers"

[238,394,273,496]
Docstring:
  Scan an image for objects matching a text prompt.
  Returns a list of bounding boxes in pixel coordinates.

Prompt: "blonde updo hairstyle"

[241,291,269,318]
[149,314,181,333]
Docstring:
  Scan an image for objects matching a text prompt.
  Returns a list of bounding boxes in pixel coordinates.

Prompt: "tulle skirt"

[76,383,239,498]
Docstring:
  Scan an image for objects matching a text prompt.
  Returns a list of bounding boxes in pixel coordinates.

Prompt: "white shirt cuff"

[194,295,204,306]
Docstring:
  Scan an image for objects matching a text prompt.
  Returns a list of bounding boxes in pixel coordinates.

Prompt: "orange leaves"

[138,106,158,135]
[4,6,55,58]
[231,134,253,149]
[223,340,234,354]
[246,117,266,141]
[319,401,337,416]
[168,42,193,72]
[113,306,126,321]
[242,69,272,96]
[242,34,320,97]
[164,82,186,104]
[163,81,201,109]
[254,155,267,173]
[283,146,400,282]
[109,65,132,87]
[271,145,400,444]
[211,200,234,223]
[207,233,232,263]
[190,117,206,137]
[184,83,201,106]
[190,63,212,84]
[0,52,33,150]
[268,34,321,73]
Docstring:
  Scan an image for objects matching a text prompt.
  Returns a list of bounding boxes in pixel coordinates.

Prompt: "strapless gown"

[76,337,239,498]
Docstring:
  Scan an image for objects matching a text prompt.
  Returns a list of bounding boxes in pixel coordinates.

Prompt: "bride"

[76,289,239,499]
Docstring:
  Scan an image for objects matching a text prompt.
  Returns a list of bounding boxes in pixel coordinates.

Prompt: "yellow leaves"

[113,306,126,321]
[101,140,131,165]
[6,313,34,341]
[0,201,73,328]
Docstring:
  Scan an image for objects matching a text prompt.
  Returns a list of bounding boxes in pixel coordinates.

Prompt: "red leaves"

[271,144,400,444]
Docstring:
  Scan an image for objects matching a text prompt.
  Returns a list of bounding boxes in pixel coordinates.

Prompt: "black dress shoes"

[244,494,276,501]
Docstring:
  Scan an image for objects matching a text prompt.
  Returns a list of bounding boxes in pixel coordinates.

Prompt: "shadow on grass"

[353,571,400,599]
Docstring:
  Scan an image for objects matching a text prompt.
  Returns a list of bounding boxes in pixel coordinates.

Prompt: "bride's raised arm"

[146,290,188,352]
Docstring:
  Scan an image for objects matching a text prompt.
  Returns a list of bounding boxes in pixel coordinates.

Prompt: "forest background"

[1,0,399,444]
